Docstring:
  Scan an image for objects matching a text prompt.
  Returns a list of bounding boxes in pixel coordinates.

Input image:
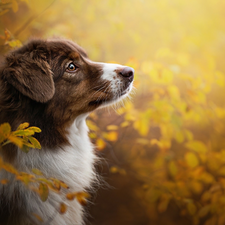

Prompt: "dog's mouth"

[89,99,105,106]
[88,87,131,107]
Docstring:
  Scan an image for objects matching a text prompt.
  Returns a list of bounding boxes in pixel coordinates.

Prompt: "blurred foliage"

[1,0,225,224]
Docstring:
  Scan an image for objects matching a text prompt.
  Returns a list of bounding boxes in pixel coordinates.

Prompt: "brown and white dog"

[0,38,134,225]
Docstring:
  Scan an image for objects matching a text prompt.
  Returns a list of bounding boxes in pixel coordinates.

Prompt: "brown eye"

[67,63,77,72]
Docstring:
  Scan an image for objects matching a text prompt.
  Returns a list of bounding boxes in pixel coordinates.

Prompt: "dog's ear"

[2,51,55,103]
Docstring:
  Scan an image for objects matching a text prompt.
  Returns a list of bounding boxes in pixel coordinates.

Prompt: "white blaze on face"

[101,63,126,96]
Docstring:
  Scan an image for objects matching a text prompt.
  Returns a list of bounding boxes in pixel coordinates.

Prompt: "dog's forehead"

[48,39,88,58]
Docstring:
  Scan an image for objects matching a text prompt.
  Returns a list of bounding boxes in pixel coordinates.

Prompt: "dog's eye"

[66,63,78,72]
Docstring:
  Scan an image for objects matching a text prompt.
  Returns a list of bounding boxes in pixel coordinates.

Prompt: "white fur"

[0,114,96,225]
[101,63,126,96]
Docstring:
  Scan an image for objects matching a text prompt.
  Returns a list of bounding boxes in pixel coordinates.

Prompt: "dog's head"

[1,38,134,124]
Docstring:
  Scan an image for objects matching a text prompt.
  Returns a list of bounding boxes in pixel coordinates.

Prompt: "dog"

[0,38,134,225]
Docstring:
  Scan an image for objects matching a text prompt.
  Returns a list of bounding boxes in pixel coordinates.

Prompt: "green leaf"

[28,137,41,149]
[13,129,35,137]
[17,123,30,130]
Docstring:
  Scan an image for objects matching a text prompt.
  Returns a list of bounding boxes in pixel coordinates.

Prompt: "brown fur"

[0,38,134,225]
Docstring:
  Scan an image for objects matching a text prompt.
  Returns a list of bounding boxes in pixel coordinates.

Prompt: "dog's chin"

[89,84,133,109]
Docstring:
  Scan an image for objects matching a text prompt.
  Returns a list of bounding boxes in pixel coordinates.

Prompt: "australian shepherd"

[0,38,134,225]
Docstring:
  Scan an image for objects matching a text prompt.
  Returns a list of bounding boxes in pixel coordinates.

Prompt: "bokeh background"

[1,0,225,224]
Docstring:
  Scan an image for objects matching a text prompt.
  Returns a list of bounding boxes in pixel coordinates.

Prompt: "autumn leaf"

[39,182,49,202]
[1,179,9,185]
[2,163,19,175]
[0,123,11,140]
[32,168,43,176]
[66,192,76,201]
[12,0,19,12]
[75,192,90,206]
[104,131,118,142]
[28,137,41,149]
[7,135,23,148]
[17,123,30,130]
[96,138,106,151]
[32,213,43,222]
[187,202,197,215]
[185,152,199,168]
[198,205,211,218]
[107,125,118,130]
[59,203,67,214]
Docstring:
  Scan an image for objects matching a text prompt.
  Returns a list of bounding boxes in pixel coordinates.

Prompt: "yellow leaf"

[32,168,43,176]
[8,40,22,48]
[7,135,23,148]
[2,163,19,175]
[17,123,29,130]
[27,127,41,133]
[110,166,119,174]
[17,173,34,185]
[185,152,199,168]
[66,192,76,201]
[106,125,118,130]
[201,191,211,202]
[133,115,150,136]
[86,120,99,131]
[136,138,149,145]
[0,9,9,16]
[187,202,197,215]
[200,172,214,184]
[120,121,130,128]
[59,180,69,189]
[13,129,35,137]
[167,85,180,100]
[198,205,211,218]
[0,123,11,139]
[1,179,8,185]
[185,141,207,153]
[168,161,178,177]
[75,192,90,206]
[32,213,43,222]
[190,181,203,194]
[59,203,67,214]
[218,166,225,176]
[157,194,170,213]
[96,138,106,150]
[150,139,160,145]
[12,0,19,12]
[116,107,125,115]
[89,132,97,139]
[110,166,126,175]
[39,183,49,202]
[105,131,118,142]
[175,132,184,143]
[141,61,153,74]
[28,137,41,149]
[184,130,193,141]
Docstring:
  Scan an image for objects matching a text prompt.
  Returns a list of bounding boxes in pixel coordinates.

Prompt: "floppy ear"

[2,53,55,103]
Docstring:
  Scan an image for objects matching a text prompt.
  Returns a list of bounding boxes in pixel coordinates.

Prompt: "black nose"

[119,67,134,82]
